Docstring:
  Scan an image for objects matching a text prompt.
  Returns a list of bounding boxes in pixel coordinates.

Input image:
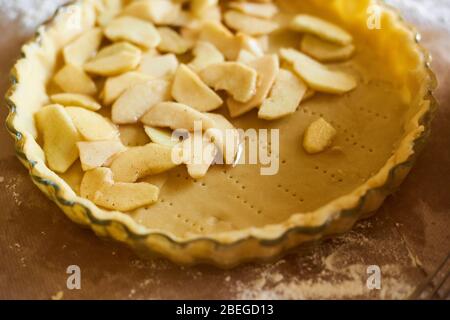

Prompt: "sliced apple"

[191,0,219,18]
[110,143,178,182]
[139,53,179,79]
[200,62,257,103]
[279,48,357,94]
[53,64,97,96]
[172,64,223,112]
[204,113,241,164]
[63,28,103,67]
[35,104,81,173]
[104,16,161,49]
[290,14,353,45]
[102,71,153,105]
[97,0,123,27]
[229,2,278,19]
[258,69,307,120]
[66,107,119,141]
[141,102,215,132]
[237,33,265,57]
[112,79,170,124]
[119,124,150,147]
[77,140,126,171]
[237,49,258,64]
[144,126,178,147]
[50,93,102,111]
[300,34,355,62]
[157,27,191,54]
[181,134,218,179]
[303,118,337,154]
[199,21,239,60]
[122,0,181,25]
[84,42,142,76]
[227,54,279,118]
[224,10,278,36]
[188,41,224,72]
[80,167,159,211]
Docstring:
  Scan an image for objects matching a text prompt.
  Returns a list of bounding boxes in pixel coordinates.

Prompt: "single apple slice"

[300,34,355,62]
[144,126,178,147]
[141,102,215,132]
[77,140,126,171]
[199,21,239,60]
[53,64,97,96]
[80,167,159,211]
[228,2,278,19]
[280,48,357,94]
[112,79,171,124]
[157,27,191,54]
[122,0,181,25]
[50,93,102,111]
[191,0,219,18]
[139,53,178,79]
[104,16,161,49]
[204,113,241,165]
[66,107,119,141]
[290,14,353,45]
[224,10,278,36]
[97,0,122,27]
[110,143,178,182]
[63,28,103,67]
[84,42,142,76]
[172,64,223,112]
[188,41,224,72]
[227,54,279,117]
[258,69,307,120]
[35,104,81,173]
[182,134,218,179]
[102,72,153,106]
[200,62,257,103]
[303,118,337,154]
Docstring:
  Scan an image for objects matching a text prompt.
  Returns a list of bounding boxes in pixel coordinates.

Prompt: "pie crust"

[5,0,437,266]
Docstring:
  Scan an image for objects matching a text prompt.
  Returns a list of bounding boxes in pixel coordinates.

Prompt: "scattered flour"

[0,0,68,33]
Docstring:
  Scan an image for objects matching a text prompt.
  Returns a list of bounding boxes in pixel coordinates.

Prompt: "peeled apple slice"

[66,107,119,141]
[50,93,102,111]
[188,41,225,72]
[102,72,153,106]
[303,118,337,154]
[63,28,103,67]
[84,42,142,76]
[104,16,161,49]
[290,14,353,45]
[227,54,279,118]
[80,168,159,211]
[258,69,307,120]
[300,34,355,62]
[110,143,178,183]
[144,127,178,147]
[224,10,278,36]
[199,62,257,103]
[77,140,126,171]
[53,64,97,96]
[171,64,223,112]
[141,102,215,132]
[35,104,81,173]
[112,79,171,124]
[280,48,357,94]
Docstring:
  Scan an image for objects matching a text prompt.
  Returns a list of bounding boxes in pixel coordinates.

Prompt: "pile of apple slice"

[36,0,357,211]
